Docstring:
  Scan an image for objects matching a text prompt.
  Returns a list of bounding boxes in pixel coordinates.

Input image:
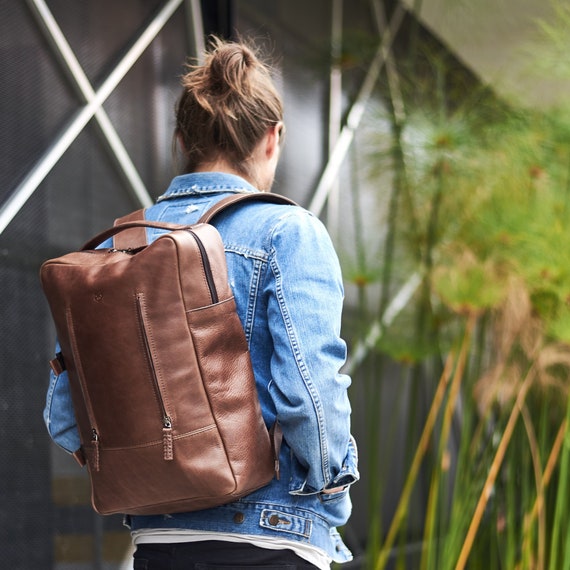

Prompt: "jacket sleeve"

[43,342,81,454]
[265,208,359,494]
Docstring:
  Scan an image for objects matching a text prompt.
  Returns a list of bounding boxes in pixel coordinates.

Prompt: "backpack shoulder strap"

[107,193,297,250]
[198,192,297,224]
[113,208,147,250]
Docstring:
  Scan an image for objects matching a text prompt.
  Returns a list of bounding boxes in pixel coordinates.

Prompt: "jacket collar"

[157,172,259,202]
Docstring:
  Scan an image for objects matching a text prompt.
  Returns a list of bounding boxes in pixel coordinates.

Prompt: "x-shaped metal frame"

[0,0,203,235]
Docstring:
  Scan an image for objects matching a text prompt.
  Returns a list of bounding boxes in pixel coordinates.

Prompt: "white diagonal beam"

[343,271,422,375]
[308,2,406,216]
[27,0,153,210]
[371,0,406,125]
[0,0,184,235]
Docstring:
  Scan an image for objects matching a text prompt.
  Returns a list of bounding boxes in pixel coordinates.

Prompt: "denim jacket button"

[268,514,280,526]
[233,512,245,524]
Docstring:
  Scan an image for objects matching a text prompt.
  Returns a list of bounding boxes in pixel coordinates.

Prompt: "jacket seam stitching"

[269,247,330,485]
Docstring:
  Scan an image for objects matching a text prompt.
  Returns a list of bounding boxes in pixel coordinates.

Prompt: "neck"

[195,158,271,192]
[195,158,246,179]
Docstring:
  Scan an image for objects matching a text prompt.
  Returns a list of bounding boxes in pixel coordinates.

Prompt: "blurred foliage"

[337,2,570,568]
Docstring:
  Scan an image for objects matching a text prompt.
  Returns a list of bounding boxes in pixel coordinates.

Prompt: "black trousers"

[133,540,321,569]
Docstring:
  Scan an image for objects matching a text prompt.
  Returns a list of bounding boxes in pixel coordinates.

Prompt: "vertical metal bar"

[26,0,153,210]
[327,0,343,239]
[185,0,205,63]
[0,0,184,236]
[308,2,405,216]
[342,1,416,372]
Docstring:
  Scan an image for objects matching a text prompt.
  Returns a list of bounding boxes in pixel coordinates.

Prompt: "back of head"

[175,37,284,178]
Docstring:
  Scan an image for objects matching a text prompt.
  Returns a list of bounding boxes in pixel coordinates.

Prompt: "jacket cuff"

[327,435,359,490]
[289,435,359,495]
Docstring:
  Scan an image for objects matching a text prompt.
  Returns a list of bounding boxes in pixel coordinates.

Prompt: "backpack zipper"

[187,229,219,304]
[65,308,101,471]
[135,292,173,460]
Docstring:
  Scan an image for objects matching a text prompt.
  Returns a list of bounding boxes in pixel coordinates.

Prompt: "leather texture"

[40,193,295,516]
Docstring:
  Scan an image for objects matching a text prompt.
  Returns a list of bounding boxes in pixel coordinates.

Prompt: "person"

[44,36,359,569]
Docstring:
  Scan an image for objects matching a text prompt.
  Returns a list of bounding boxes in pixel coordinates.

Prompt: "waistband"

[125,499,352,563]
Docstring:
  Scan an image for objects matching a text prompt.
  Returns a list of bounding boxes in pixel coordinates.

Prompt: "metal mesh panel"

[47,0,165,86]
[43,123,137,249]
[0,0,78,206]
[0,1,188,567]
[103,14,188,200]
[235,0,333,207]
[0,259,52,568]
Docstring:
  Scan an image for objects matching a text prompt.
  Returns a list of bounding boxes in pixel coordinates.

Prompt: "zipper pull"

[163,417,173,461]
[91,428,100,471]
[270,421,282,480]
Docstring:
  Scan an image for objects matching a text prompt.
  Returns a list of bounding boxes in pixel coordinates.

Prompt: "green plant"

[339,3,570,567]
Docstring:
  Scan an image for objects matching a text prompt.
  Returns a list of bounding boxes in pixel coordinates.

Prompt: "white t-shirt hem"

[131,528,332,570]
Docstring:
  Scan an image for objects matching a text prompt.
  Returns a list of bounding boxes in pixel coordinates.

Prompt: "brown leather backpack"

[40,193,294,516]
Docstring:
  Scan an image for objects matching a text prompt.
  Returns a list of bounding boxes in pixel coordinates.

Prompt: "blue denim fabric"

[44,172,359,563]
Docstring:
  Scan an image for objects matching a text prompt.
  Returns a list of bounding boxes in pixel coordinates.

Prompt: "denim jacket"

[44,172,359,563]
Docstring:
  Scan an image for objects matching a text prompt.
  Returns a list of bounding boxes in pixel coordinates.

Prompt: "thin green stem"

[548,390,570,570]
[455,364,536,570]
[375,314,475,570]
